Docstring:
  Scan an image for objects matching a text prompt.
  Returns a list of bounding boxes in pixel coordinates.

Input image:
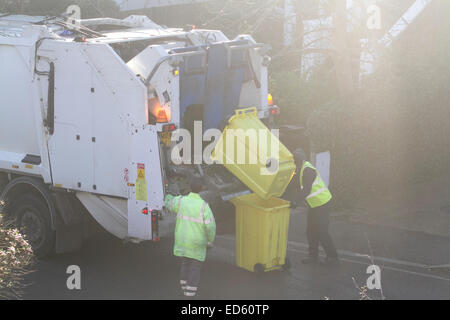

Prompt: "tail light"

[269,106,280,116]
[162,123,177,132]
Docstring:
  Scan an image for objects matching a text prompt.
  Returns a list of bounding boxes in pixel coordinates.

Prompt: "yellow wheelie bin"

[211,107,296,200]
[231,194,291,273]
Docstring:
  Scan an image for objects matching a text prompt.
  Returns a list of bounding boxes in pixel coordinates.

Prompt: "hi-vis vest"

[300,161,332,209]
[164,193,216,262]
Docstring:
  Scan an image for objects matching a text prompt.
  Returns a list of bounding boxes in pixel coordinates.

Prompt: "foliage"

[200,0,284,40]
[307,1,450,206]
[0,209,34,300]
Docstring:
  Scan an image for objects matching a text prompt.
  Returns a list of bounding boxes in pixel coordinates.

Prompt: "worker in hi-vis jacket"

[164,178,216,299]
[292,149,339,266]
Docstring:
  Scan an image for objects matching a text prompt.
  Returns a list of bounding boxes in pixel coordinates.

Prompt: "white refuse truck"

[0,14,295,257]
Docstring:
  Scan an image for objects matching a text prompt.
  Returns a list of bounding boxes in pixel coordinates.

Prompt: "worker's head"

[190,177,204,194]
[293,148,307,168]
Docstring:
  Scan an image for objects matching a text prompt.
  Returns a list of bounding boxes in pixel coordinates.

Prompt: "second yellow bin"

[231,194,291,273]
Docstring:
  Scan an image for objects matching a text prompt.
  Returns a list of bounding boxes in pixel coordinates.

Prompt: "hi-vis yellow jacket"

[165,193,216,262]
[300,161,332,209]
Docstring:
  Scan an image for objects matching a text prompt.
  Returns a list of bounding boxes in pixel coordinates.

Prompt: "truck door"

[46,48,96,192]
[127,125,165,241]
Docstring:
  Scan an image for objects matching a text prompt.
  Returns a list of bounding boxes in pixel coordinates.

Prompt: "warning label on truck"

[137,163,146,180]
[136,163,147,201]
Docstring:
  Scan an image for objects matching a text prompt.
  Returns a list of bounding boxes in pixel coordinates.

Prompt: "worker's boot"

[301,257,319,265]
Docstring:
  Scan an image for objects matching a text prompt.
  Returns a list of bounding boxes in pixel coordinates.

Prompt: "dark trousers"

[180,257,203,298]
[307,203,338,259]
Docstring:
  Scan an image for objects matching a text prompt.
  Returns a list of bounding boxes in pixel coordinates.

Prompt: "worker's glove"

[290,201,298,209]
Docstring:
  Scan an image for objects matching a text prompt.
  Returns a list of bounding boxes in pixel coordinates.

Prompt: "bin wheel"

[282,258,292,272]
[254,264,265,274]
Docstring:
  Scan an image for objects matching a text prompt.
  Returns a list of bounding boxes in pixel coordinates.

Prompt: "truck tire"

[11,194,55,258]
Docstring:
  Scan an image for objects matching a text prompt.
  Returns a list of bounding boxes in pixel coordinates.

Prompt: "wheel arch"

[0,176,57,230]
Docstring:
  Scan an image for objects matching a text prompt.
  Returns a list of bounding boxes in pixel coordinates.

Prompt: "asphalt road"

[22,210,450,300]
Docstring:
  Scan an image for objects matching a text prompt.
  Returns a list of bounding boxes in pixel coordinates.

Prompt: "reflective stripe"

[186,286,198,291]
[201,201,215,225]
[200,201,207,220]
[306,187,328,199]
[180,280,187,285]
[204,212,215,225]
[177,214,204,224]
[184,292,196,297]
[177,197,182,213]
[177,201,209,225]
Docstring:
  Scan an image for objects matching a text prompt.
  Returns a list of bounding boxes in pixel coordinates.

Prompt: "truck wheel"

[11,194,55,258]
